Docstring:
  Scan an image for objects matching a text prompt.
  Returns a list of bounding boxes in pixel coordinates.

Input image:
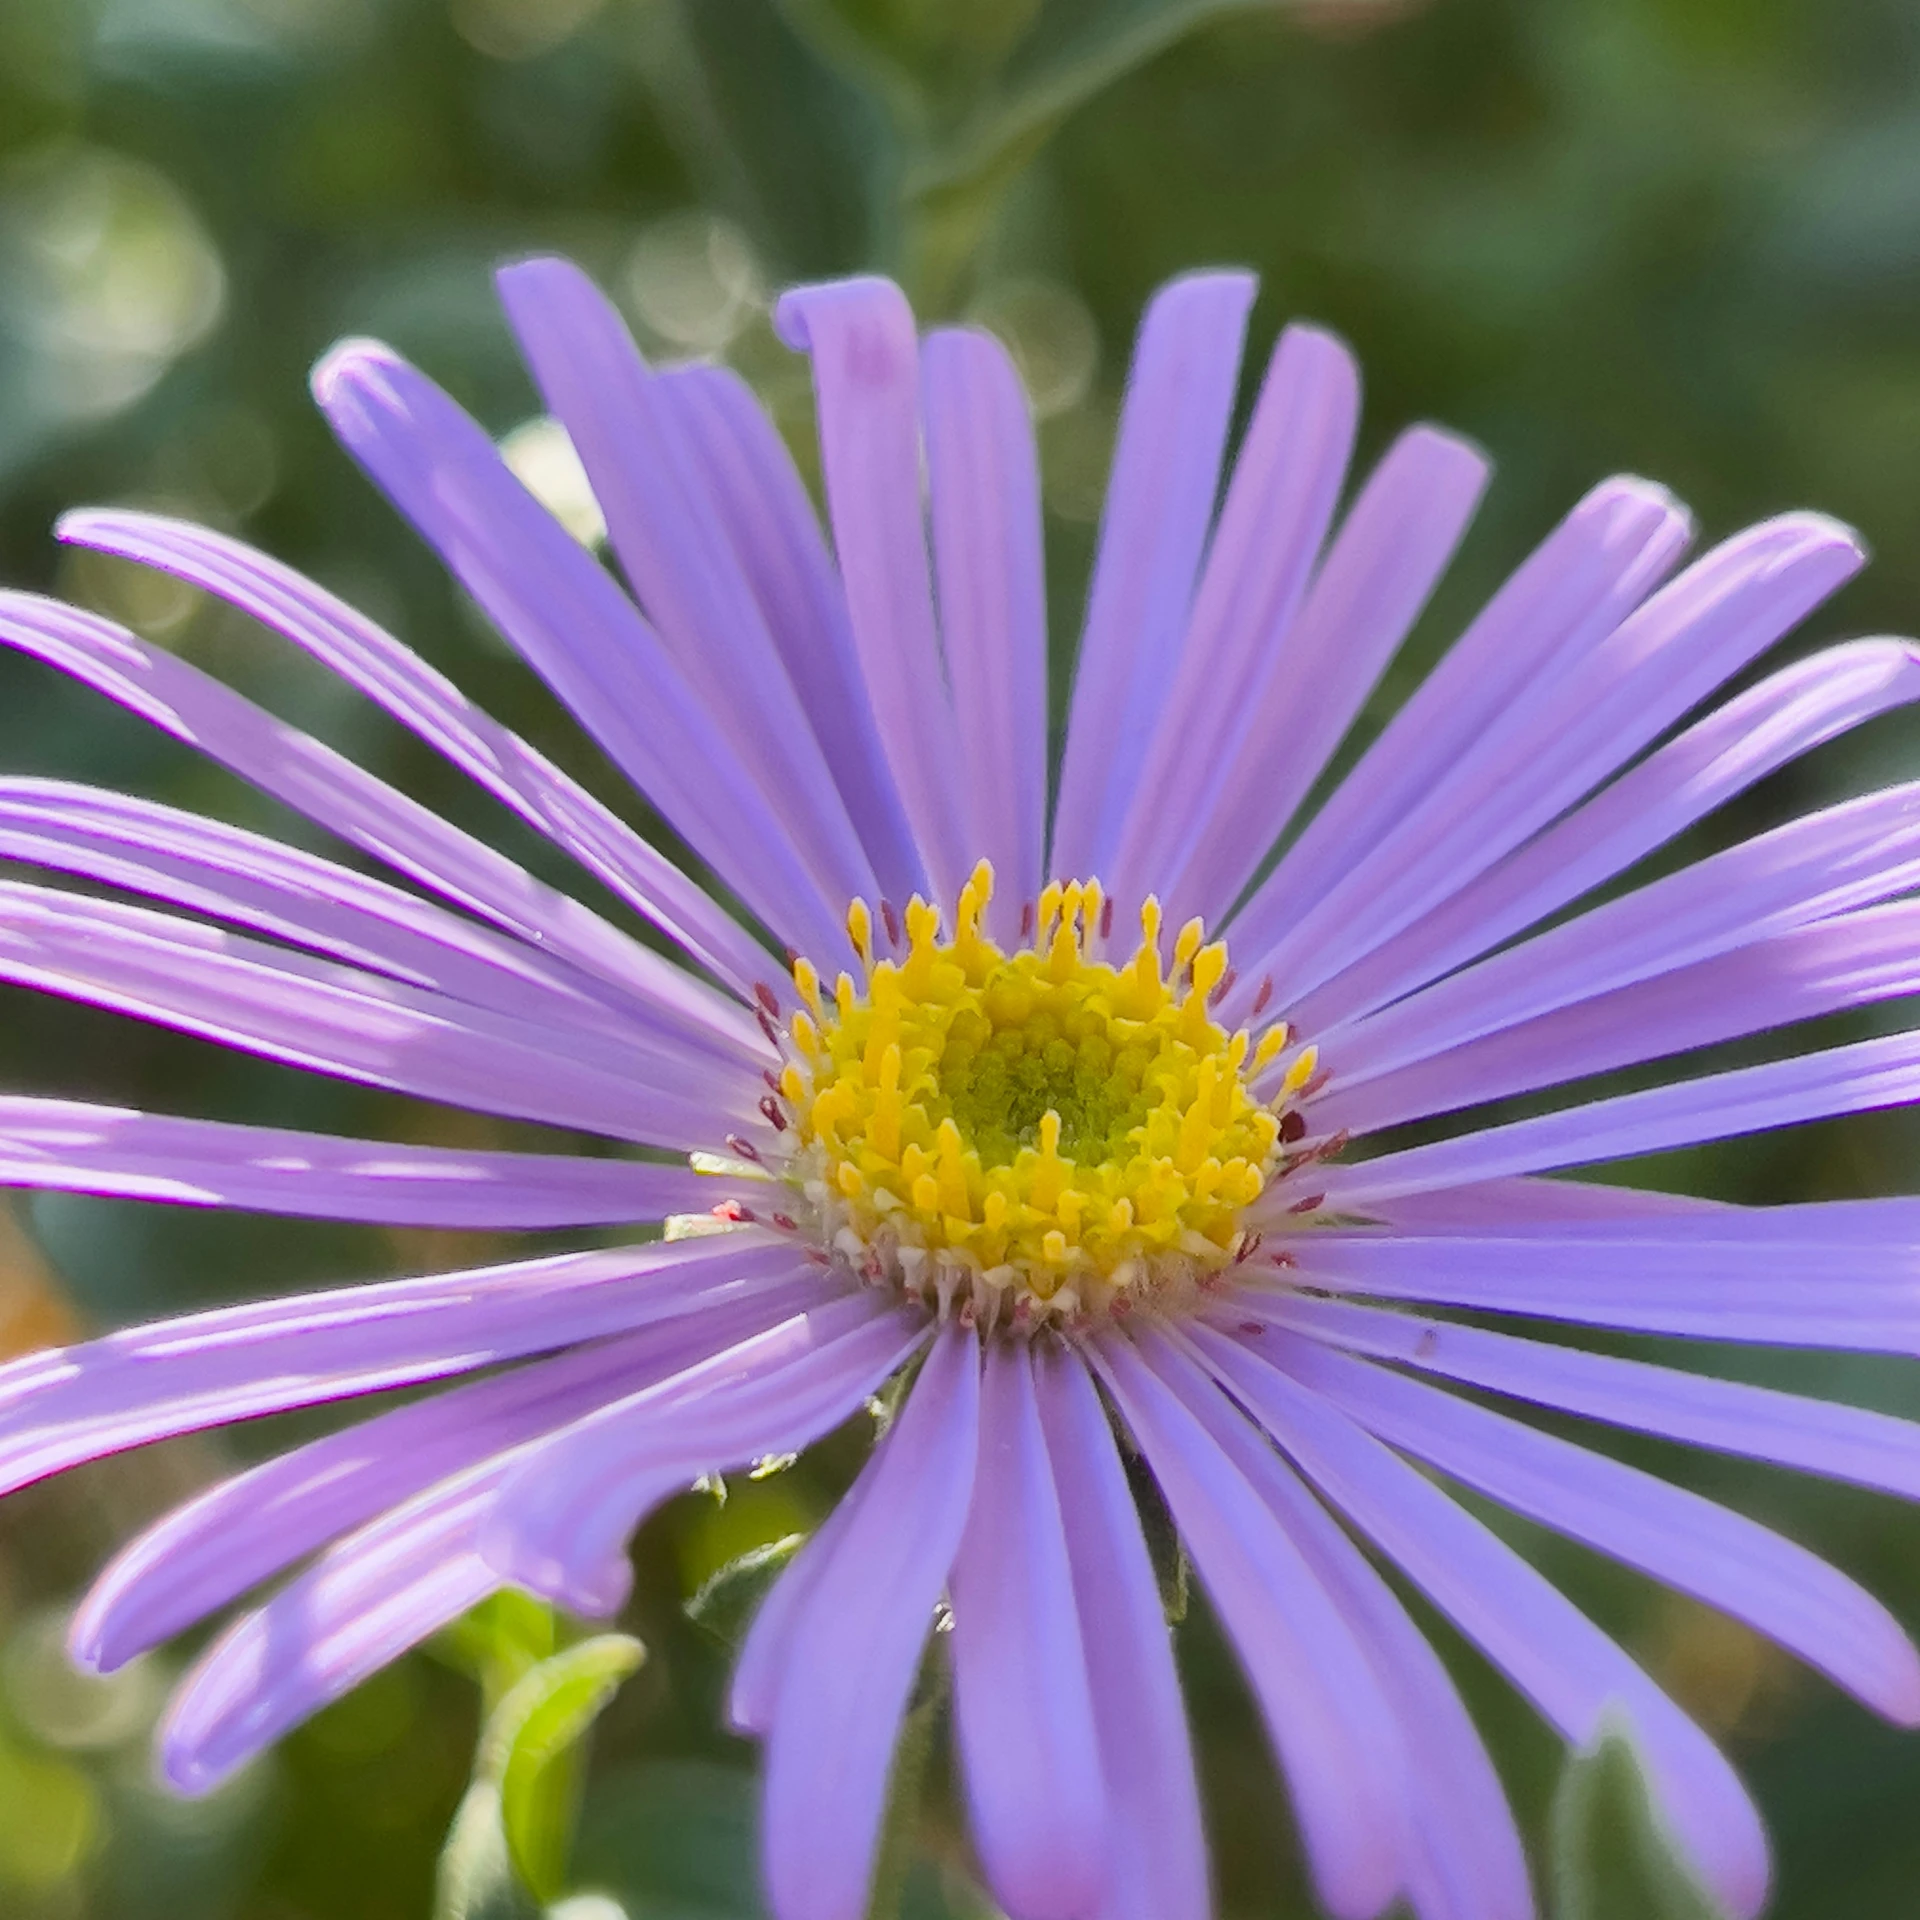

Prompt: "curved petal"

[54,510,775,1002]
[775,279,970,909]
[1051,271,1256,885]
[1166,424,1490,933]
[1253,1291,1920,1509]
[0,591,759,1033]
[0,1234,813,1494]
[649,364,924,906]
[1090,1328,1407,1920]
[1317,1027,1920,1207]
[1034,1344,1210,1920]
[1196,1330,1770,1920]
[1260,1331,1920,1722]
[481,1296,925,1615]
[1293,637,1920,1034]
[0,880,742,1149]
[0,1097,739,1227]
[495,259,877,923]
[313,342,851,963]
[1225,475,1693,990]
[923,327,1048,941]
[949,1339,1105,1920]
[1108,322,1360,915]
[762,1324,979,1920]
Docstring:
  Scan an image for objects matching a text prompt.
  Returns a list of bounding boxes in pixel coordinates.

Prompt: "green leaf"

[1550,1724,1732,1920]
[435,1782,540,1920]
[685,1534,807,1649]
[572,1759,769,1919]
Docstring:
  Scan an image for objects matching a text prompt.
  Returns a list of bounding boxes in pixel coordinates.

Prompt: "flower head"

[0,255,1918,1920]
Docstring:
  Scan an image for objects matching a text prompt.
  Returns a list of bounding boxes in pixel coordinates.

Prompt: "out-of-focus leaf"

[434,1591,561,1712]
[572,1760,767,1919]
[436,1634,645,1917]
[1551,1724,1731,1920]
[685,1534,807,1650]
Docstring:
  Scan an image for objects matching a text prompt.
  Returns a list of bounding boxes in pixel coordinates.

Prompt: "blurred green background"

[2,0,1920,1914]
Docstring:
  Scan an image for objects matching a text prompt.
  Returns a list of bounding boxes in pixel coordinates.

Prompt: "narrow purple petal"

[949,1340,1105,1920]
[0,1234,816,1493]
[1256,1331,1920,1723]
[313,342,850,963]
[1051,272,1256,886]
[1318,902,1920,1137]
[495,259,878,921]
[1252,1292,1920,1508]
[1293,637,1920,1034]
[73,1295,798,1672]
[1324,778,1920,1094]
[762,1324,979,1920]
[1272,1209,1920,1348]
[922,327,1047,942]
[160,1473,502,1793]
[1245,512,1862,1010]
[1108,323,1360,916]
[0,590,765,1026]
[1318,1027,1920,1207]
[0,777,753,1062]
[650,364,924,906]
[0,881,741,1149]
[1196,1330,1770,1920]
[1090,1329,1407,1920]
[0,1097,740,1227]
[1361,1174,1726,1232]
[775,279,970,909]
[481,1296,924,1616]
[1181,1333,1531,1920]
[1034,1345,1210,1920]
[55,510,776,1001]
[1225,475,1692,989]
[1166,425,1490,934]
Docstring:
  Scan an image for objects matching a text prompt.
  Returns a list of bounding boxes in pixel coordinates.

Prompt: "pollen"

[778,862,1305,1326]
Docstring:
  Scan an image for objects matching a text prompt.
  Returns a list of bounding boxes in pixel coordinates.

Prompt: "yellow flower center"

[774,862,1317,1326]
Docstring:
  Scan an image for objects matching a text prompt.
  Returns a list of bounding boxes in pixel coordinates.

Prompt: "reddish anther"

[724,1133,762,1163]
[758,1096,788,1131]
[1250,977,1273,1017]
[880,898,902,949]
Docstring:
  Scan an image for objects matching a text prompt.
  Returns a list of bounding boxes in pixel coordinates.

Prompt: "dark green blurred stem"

[864,1653,947,1920]
[896,127,1052,317]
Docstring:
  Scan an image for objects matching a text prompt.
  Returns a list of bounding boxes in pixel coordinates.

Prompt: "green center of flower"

[776,863,1314,1324]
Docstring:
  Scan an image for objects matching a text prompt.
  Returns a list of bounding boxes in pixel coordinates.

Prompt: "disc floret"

[776,862,1313,1325]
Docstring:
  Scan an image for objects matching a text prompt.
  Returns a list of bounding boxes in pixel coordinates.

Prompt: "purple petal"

[1166,425,1490,934]
[1090,1328,1407,1920]
[1318,902,1920,1137]
[0,1233,817,1493]
[922,327,1047,941]
[55,510,776,1002]
[312,341,850,963]
[159,1472,503,1793]
[1255,1331,1920,1723]
[495,260,878,922]
[1324,777,1920,1095]
[1108,323,1360,916]
[1318,1027,1920,1207]
[0,590,771,1032]
[1360,1174,1724,1231]
[0,880,741,1148]
[1034,1344,1210,1920]
[1266,1209,1920,1349]
[1225,475,1692,990]
[0,1096,742,1227]
[73,1295,797,1672]
[1244,512,1862,1010]
[1294,637,1920,1033]
[949,1339,1106,1920]
[775,279,970,909]
[1252,1292,1920,1511]
[1195,1330,1770,1920]
[480,1295,926,1615]
[0,777,756,1067]
[762,1324,979,1920]
[649,364,924,907]
[1051,272,1256,886]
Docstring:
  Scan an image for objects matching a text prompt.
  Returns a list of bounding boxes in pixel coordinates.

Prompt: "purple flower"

[0,258,1917,1920]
